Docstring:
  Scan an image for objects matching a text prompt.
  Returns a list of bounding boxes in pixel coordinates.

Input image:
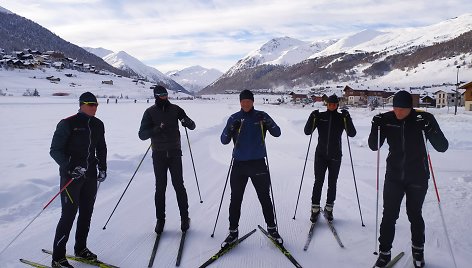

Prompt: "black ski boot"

[155,218,165,234]
[324,203,334,222]
[412,245,425,268]
[267,226,284,245]
[52,258,74,268]
[74,248,97,261]
[181,217,190,232]
[310,204,320,223]
[373,251,391,267]
[221,229,238,248]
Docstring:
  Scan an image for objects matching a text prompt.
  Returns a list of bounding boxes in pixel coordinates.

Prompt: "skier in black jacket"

[369,90,448,268]
[304,94,356,222]
[50,92,107,268]
[139,85,195,234]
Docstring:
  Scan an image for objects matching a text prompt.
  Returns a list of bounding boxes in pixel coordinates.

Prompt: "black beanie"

[327,94,339,103]
[152,85,168,98]
[79,92,97,104]
[239,89,254,101]
[393,90,412,108]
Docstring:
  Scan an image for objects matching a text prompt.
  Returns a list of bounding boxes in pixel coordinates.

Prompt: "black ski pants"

[379,178,428,252]
[228,159,276,230]
[152,150,189,220]
[311,152,342,206]
[53,170,97,260]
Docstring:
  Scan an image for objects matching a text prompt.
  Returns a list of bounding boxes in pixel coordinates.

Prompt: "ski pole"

[293,116,316,220]
[210,157,233,238]
[423,132,457,268]
[211,120,244,237]
[103,144,151,230]
[0,177,75,256]
[184,127,203,203]
[260,121,278,230]
[374,125,381,255]
[344,118,365,227]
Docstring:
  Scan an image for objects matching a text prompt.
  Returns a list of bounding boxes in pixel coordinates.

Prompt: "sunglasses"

[156,93,168,97]
[81,102,99,107]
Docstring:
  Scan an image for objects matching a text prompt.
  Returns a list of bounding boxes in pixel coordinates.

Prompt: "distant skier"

[220,89,283,247]
[303,94,356,222]
[368,90,448,268]
[138,85,195,234]
[50,92,107,268]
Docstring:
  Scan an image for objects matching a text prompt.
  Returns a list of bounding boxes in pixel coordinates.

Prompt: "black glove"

[70,166,86,180]
[229,119,241,134]
[97,170,107,182]
[372,114,384,128]
[341,109,350,119]
[153,122,166,134]
[416,113,433,133]
[257,112,275,128]
[181,117,196,130]
[310,110,320,118]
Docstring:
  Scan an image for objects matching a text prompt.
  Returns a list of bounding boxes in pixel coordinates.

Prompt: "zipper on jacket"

[401,121,406,181]
[326,113,332,155]
[86,117,92,171]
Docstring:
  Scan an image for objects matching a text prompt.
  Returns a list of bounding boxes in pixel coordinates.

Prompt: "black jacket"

[368,109,448,183]
[304,109,356,159]
[50,112,107,176]
[138,99,195,152]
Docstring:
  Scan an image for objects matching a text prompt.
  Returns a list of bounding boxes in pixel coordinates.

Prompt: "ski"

[198,228,256,268]
[175,231,187,266]
[148,233,162,267]
[303,221,317,251]
[19,259,50,268]
[386,252,405,268]
[41,249,119,268]
[322,210,344,248]
[257,225,303,268]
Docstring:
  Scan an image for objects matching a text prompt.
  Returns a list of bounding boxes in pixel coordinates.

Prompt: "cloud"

[2,0,472,72]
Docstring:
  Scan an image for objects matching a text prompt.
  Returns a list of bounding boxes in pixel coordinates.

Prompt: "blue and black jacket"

[221,108,281,161]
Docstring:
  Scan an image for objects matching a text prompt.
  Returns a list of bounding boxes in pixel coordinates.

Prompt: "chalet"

[343,86,385,107]
[434,89,461,108]
[289,91,309,103]
[420,95,436,108]
[459,82,472,111]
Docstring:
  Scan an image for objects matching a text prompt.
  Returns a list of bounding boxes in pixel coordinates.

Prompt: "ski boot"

[52,258,74,268]
[412,245,425,268]
[75,248,97,261]
[324,203,334,222]
[221,229,238,248]
[373,251,391,268]
[267,226,284,245]
[310,204,320,223]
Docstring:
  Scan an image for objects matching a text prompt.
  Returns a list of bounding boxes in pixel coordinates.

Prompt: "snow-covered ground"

[0,92,471,267]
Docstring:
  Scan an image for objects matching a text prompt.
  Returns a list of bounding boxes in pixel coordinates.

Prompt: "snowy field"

[0,93,471,268]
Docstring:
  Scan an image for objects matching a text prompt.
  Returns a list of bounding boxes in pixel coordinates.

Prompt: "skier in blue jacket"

[220,89,283,247]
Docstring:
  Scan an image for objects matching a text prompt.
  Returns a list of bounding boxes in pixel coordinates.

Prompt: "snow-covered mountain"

[226,37,336,76]
[95,50,188,94]
[166,65,223,92]
[202,13,472,94]
[313,13,472,58]
[83,47,114,58]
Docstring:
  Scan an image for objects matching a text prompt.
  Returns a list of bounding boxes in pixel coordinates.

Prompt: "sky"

[1,0,472,73]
